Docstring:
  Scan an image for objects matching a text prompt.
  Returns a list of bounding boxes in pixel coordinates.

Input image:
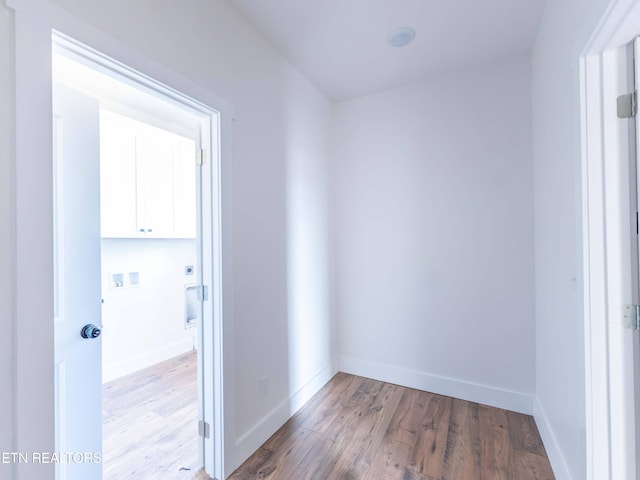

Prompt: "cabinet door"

[100,112,140,238]
[138,124,175,237]
[100,111,197,239]
[173,137,197,238]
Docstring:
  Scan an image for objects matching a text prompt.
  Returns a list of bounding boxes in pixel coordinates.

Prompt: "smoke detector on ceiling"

[387,27,416,48]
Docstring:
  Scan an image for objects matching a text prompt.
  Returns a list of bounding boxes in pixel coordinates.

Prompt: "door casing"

[52,33,225,479]
[581,0,640,478]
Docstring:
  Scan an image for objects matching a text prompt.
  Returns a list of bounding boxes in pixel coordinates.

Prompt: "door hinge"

[197,285,208,301]
[198,420,210,439]
[617,91,637,118]
[196,148,207,166]
[622,304,640,330]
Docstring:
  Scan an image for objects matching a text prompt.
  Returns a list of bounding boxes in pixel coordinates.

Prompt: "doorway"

[51,33,222,480]
[97,107,201,478]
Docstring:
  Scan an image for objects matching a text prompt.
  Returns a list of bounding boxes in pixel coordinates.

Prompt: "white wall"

[284,76,335,399]
[332,57,535,412]
[0,4,15,478]
[531,0,611,479]
[101,239,198,383]
[2,0,334,475]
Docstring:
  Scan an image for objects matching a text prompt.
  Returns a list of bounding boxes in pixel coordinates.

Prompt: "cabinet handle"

[139,228,145,233]
[147,228,153,233]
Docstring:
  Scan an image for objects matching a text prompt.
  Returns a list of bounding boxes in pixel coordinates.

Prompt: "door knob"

[81,324,102,339]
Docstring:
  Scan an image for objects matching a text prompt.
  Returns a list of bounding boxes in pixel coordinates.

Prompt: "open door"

[53,82,103,480]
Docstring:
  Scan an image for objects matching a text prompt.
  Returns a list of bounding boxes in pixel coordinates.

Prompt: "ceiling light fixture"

[387,27,416,48]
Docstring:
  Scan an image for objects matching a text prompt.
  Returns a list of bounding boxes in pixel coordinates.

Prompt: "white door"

[53,82,103,480]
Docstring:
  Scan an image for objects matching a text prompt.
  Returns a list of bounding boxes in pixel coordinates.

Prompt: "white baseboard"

[534,397,572,480]
[232,363,337,470]
[102,338,195,383]
[339,356,534,415]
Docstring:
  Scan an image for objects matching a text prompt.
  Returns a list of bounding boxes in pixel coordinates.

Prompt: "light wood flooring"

[102,351,200,480]
[229,373,555,480]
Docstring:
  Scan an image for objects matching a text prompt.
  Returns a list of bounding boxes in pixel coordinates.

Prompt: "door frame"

[53,32,218,476]
[581,0,640,478]
[10,0,235,478]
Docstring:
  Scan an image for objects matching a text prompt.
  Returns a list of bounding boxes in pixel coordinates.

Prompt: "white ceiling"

[227,0,546,102]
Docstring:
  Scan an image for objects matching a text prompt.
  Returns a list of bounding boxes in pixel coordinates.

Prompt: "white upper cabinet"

[100,110,197,238]
[172,138,198,238]
[100,112,138,237]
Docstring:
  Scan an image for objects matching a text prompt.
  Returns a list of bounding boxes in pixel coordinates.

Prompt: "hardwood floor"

[229,373,555,480]
[102,351,200,480]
